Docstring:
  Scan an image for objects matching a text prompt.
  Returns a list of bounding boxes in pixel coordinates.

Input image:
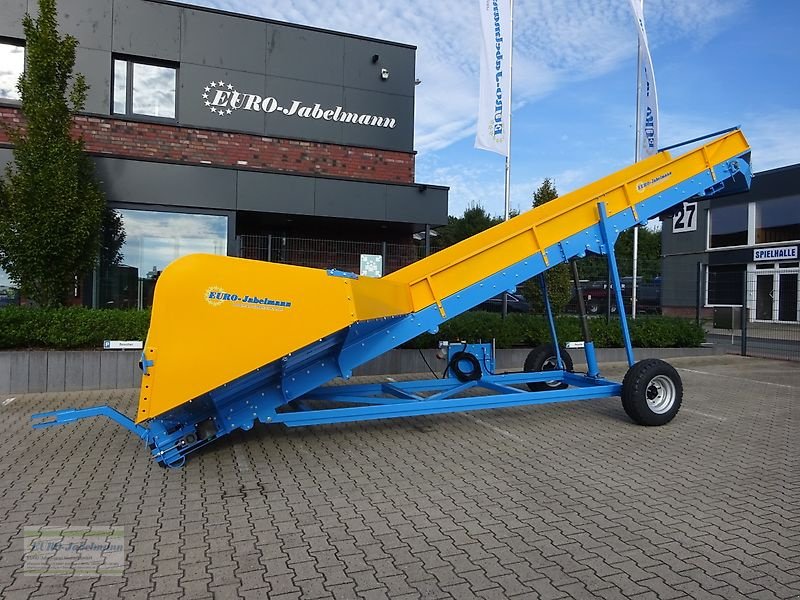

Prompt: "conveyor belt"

[134,129,751,422]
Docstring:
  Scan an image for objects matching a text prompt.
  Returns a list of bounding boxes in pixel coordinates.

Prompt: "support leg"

[538,274,564,369]
[597,202,636,367]
[569,259,600,377]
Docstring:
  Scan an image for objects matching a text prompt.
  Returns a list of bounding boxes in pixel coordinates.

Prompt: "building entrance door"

[778,272,798,322]
[755,273,774,321]
[753,267,800,323]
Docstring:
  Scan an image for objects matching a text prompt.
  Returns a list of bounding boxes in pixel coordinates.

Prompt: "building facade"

[0,0,448,308]
[661,163,800,324]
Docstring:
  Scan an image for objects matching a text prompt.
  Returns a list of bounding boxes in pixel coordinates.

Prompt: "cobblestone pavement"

[0,355,798,599]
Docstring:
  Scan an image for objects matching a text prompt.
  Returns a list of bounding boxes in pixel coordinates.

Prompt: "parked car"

[0,286,20,308]
[474,292,530,313]
[568,277,661,315]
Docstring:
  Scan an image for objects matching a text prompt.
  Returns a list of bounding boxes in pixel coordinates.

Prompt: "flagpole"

[631,0,643,320]
[504,0,514,222]
[501,0,514,317]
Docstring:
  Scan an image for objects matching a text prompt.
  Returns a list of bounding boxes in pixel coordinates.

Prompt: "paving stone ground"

[0,355,798,599]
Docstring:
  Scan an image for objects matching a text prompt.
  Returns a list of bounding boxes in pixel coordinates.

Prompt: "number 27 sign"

[672,201,697,233]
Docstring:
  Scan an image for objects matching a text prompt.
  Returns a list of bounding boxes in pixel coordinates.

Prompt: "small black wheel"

[586,301,600,315]
[524,344,573,391]
[621,359,682,426]
[448,351,482,382]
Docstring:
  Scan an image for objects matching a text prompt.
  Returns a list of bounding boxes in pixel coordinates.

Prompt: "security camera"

[380,68,389,80]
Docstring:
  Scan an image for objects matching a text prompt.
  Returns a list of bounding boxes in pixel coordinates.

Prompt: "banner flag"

[475,0,512,156]
[629,0,659,158]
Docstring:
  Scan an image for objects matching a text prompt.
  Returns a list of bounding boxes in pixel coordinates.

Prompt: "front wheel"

[621,359,682,426]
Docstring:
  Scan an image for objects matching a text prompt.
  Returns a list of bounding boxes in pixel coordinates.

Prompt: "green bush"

[0,306,150,349]
[403,312,704,349]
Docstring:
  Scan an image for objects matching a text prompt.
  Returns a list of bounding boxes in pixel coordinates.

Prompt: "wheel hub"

[646,374,676,414]
[542,357,562,388]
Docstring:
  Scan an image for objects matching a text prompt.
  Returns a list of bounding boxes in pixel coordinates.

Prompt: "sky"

[191,0,800,218]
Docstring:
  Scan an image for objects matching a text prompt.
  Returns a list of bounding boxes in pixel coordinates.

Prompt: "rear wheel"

[524,344,573,391]
[621,359,682,425]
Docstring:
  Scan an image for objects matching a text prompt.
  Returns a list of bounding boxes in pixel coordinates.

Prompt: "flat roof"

[149,0,417,50]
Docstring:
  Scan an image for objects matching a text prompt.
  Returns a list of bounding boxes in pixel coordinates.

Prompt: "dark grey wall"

[1,146,447,226]
[95,156,448,227]
[661,205,710,258]
[1,0,416,151]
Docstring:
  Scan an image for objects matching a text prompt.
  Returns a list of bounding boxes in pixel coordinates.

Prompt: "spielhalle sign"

[753,246,799,262]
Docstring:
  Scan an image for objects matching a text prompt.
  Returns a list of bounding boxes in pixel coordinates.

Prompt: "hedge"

[402,312,705,349]
[0,307,704,350]
[0,307,150,349]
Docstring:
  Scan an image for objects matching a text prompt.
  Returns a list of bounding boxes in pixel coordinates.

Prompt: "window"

[707,264,745,305]
[113,58,176,119]
[0,40,25,101]
[755,195,800,244]
[708,203,748,248]
[0,267,20,307]
[98,209,227,309]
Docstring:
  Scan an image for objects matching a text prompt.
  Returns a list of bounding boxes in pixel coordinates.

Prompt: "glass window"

[755,195,800,244]
[112,58,176,119]
[0,267,20,307]
[98,210,227,309]
[0,41,25,100]
[707,264,744,305]
[112,59,127,114]
[132,63,176,118]
[709,203,748,248]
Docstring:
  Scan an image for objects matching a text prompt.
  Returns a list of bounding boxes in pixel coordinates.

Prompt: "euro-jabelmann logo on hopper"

[205,286,292,311]
[201,80,397,129]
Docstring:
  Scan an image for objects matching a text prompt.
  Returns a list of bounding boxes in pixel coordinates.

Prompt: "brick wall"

[0,106,415,183]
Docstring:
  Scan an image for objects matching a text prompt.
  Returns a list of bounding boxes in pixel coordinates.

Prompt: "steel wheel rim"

[542,356,561,387]
[646,374,676,414]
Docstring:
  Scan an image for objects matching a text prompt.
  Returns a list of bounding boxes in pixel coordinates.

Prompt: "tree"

[613,227,661,281]
[0,0,105,307]
[577,225,662,282]
[520,178,573,314]
[436,204,504,247]
[100,208,126,268]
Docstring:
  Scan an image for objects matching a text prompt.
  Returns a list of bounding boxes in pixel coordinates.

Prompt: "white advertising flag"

[629,0,658,158]
[475,0,512,156]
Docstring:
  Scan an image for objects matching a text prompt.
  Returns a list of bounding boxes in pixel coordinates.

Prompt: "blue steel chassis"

[32,139,753,467]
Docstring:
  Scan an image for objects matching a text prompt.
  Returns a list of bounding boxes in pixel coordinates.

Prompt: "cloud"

[416,161,506,218]
[656,108,800,174]
[190,0,749,154]
[742,110,800,173]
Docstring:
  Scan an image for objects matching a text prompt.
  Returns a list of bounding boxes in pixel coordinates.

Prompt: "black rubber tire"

[524,344,573,391]
[448,351,482,382]
[586,301,599,315]
[621,359,683,426]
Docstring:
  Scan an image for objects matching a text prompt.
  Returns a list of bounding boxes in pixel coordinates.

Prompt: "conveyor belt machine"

[33,129,753,467]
